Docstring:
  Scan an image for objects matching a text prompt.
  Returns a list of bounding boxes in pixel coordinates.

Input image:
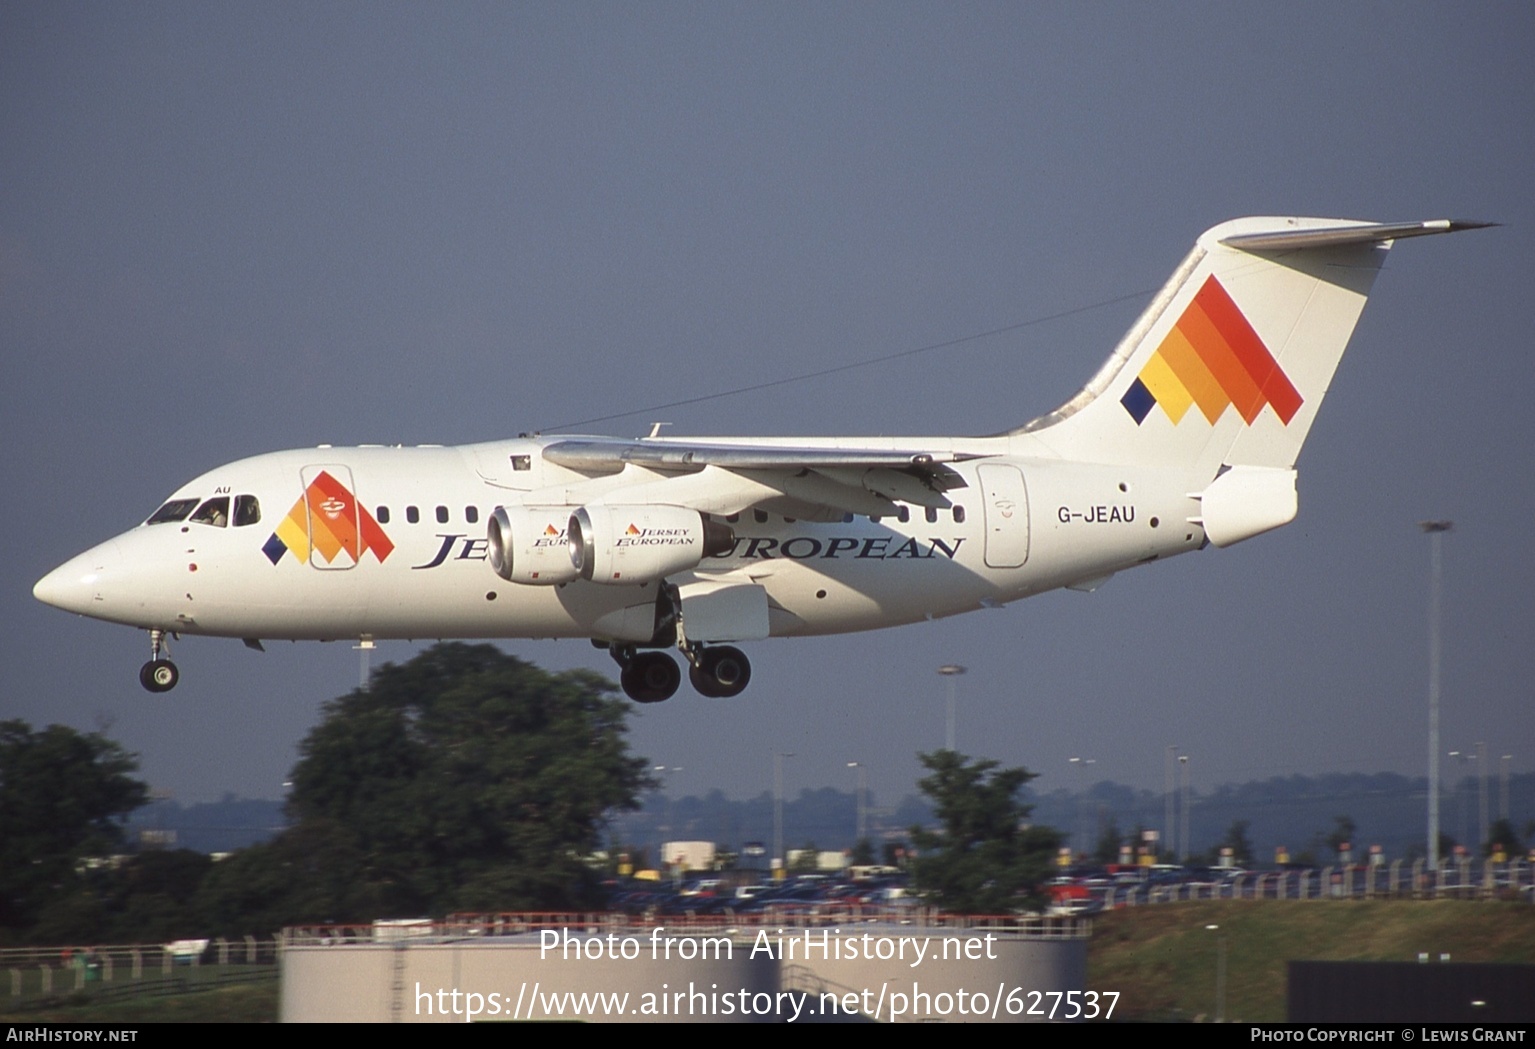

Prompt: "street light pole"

[773,751,795,876]
[1069,756,1096,857]
[847,761,868,845]
[1165,745,1178,863]
[938,665,966,752]
[1501,754,1513,822]
[1476,741,1488,854]
[1179,754,1191,862]
[1421,520,1452,872]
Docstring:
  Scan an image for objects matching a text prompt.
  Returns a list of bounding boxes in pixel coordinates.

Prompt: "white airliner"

[35,217,1485,702]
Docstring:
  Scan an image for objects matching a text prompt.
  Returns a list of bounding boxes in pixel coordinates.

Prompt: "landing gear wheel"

[689,646,751,698]
[139,659,180,693]
[620,651,681,704]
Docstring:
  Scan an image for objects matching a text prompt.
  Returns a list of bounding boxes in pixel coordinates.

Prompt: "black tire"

[620,652,680,703]
[139,659,179,693]
[692,646,751,699]
[689,663,724,698]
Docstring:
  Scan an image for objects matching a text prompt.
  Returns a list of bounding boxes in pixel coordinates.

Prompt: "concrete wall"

[281,924,1088,1023]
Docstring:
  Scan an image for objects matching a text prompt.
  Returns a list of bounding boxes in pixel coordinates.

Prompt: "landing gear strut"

[139,629,179,693]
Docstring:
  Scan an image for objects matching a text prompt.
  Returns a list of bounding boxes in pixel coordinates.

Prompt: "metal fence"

[1096,858,1533,907]
[2,937,279,1012]
[283,910,1094,947]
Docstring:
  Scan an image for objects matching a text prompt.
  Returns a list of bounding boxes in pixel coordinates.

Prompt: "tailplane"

[1018,217,1489,476]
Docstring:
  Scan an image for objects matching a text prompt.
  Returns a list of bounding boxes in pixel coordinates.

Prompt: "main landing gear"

[608,643,752,703]
[689,645,751,699]
[139,629,179,693]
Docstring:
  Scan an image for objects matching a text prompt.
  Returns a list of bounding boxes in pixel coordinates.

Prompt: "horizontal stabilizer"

[1220,219,1496,252]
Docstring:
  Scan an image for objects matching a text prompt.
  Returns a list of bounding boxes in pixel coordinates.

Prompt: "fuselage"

[33,437,1208,645]
[41,217,1468,700]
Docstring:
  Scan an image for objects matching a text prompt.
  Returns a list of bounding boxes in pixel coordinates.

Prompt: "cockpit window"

[189,496,230,527]
[233,494,261,527]
[145,498,199,525]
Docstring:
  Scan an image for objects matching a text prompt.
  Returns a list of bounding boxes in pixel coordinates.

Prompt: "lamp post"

[847,761,868,845]
[1476,741,1488,855]
[1420,519,1452,871]
[653,765,682,873]
[1069,756,1097,858]
[773,751,795,876]
[938,664,966,751]
[1179,754,1191,862]
[1165,745,1178,863]
[1205,924,1227,1023]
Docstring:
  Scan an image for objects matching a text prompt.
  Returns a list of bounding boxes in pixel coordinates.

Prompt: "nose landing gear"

[139,629,179,693]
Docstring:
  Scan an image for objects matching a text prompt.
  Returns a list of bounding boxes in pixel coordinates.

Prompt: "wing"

[534,436,974,520]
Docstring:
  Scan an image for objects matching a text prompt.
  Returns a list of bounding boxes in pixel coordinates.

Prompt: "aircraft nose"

[34,541,122,616]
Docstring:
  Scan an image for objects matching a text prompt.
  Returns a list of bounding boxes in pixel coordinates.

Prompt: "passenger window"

[145,498,199,525]
[953,506,966,524]
[869,515,882,524]
[726,513,740,524]
[189,497,230,528]
[925,506,938,524]
[407,506,420,524]
[376,506,390,524]
[436,505,449,524]
[233,495,261,527]
[842,513,854,524]
[465,506,479,524]
[897,506,910,524]
[754,509,768,524]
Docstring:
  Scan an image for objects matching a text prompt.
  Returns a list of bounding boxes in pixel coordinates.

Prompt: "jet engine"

[568,504,735,585]
[487,506,581,585]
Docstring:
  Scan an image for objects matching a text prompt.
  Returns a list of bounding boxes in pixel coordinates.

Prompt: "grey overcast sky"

[4,3,1531,811]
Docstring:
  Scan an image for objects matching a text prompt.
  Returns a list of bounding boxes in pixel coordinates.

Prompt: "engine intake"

[487,506,580,585]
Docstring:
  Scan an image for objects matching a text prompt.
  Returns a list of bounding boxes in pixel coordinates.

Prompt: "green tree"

[1093,816,1124,865]
[1208,819,1254,867]
[910,750,1061,914]
[0,721,149,939]
[1325,815,1357,859]
[268,643,653,921]
[850,837,876,867]
[1485,818,1524,859]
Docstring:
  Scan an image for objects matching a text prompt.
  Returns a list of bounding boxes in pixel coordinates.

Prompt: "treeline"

[2,644,652,946]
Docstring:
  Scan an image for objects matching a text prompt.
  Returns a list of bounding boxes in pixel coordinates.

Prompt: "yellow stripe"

[1159,325,1229,423]
[1138,351,1194,423]
[275,513,310,564]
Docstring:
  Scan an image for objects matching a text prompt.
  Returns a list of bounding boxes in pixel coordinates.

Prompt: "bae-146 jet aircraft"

[35,217,1486,702]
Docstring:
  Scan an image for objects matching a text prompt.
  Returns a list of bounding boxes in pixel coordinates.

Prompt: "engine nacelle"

[487,506,581,585]
[569,504,734,585]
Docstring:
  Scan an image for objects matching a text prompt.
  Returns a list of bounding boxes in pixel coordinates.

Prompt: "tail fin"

[1018,217,1486,476]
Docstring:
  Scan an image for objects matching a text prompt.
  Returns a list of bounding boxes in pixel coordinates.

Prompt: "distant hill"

[127,797,287,853]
